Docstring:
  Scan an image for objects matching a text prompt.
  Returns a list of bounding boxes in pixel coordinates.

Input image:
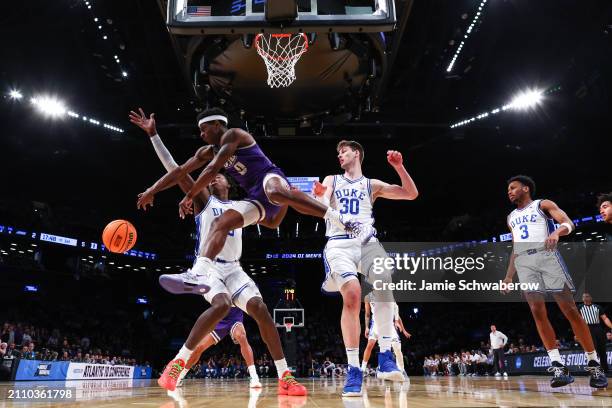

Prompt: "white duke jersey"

[508,199,556,252]
[194,196,242,261]
[325,175,374,237]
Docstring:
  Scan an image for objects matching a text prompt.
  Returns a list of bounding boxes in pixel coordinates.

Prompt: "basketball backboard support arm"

[166,0,396,35]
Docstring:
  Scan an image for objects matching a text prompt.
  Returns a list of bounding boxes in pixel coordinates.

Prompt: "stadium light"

[30,96,67,118]
[447,0,489,73]
[9,89,23,99]
[507,89,543,110]
[450,88,545,128]
[413,307,419,314]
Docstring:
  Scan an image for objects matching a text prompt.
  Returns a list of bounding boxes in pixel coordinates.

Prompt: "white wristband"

[560,222,573,234]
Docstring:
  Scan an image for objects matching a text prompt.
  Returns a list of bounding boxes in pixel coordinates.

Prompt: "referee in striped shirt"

[579,292,612,374]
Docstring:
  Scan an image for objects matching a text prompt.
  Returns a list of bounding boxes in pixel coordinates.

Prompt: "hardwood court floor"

[1,376,611,407]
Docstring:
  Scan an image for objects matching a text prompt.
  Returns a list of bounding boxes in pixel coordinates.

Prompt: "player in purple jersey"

[135,108,312,395]
[137,107,375,288]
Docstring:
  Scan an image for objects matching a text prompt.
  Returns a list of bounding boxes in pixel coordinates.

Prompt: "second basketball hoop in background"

[255,33,308,88]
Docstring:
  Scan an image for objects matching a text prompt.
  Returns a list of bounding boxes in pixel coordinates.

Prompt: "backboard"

[166,0,396,34]
[273,308,305,330]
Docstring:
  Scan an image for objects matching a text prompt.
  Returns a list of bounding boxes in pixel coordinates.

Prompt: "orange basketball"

[102,220,137,254]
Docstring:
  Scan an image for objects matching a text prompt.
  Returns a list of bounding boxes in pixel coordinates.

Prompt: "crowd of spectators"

[0,321,144,366]
[421,333,596,376]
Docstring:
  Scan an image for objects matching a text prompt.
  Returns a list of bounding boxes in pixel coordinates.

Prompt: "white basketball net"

[255,33,308,88]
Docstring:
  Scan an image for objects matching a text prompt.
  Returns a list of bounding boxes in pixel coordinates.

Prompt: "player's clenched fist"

[312,180,327,197]
[387,150,403,168]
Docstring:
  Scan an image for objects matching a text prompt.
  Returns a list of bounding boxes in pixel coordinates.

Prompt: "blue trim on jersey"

[328,234,351,240]
[211,330,221,344]
[546,219,555,235]
[367,178,372,200]
[340,272,358,278]
[194,196,216,256]
[215,258,238,264]
[332,175,337,194]
[194,214,202,256]
[340,175,365,184]
[554,250,575,291]
[231,283,250,300]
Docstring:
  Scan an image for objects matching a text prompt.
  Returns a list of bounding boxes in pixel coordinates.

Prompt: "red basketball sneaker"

[158,358,185,392]
[278,371,307,396]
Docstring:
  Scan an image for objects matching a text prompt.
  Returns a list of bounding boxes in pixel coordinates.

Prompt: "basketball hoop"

[255,33,308,88]
[284,322,294,332]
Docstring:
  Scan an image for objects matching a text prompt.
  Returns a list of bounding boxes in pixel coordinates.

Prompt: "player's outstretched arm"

[179,129,243,217]
[136,146,213,210]
[145,130,209,214]
[371,150,419,201]
[540,200,574,250]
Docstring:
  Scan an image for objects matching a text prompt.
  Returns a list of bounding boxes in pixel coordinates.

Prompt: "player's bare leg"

[233,324,262,388]
[525,292,574,387]
[158,293,231,391]
[176,334,216,386]
[246,297,306,396]
[525,293,557,350]
[337,279,365,395]
[553,287,607,388]
[361,339,377,373]
[339,280,361,352]
[552,288,595,351]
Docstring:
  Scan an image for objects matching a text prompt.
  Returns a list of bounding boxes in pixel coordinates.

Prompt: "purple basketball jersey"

[221,143,287,222]
[211,307,244,343]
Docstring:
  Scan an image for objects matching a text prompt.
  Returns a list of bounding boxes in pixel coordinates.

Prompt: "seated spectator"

[0,342,7,357]
[606,332,612,345]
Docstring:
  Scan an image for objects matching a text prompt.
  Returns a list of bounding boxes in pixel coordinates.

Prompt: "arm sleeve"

[150,134,179,172]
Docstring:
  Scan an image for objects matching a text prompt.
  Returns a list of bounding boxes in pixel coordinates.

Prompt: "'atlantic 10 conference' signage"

[66,363,134,380]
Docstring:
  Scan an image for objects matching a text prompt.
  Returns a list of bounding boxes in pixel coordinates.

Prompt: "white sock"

[547,349,562,364]
[248,365,259,379]
[175,345,193,363]
[274,358,289,379]
[372,302,394,352]
[392,342,404,371]
[585,350,600,363]
[361,361,367,371]
[346,348,359,367]
[324,207,345,229]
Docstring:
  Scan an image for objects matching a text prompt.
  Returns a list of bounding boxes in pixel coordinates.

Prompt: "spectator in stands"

[606,332,612,345]
[24,342,36,360]
[322,356,336,377]
[0,342,7,357]
[22,329,32,346]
